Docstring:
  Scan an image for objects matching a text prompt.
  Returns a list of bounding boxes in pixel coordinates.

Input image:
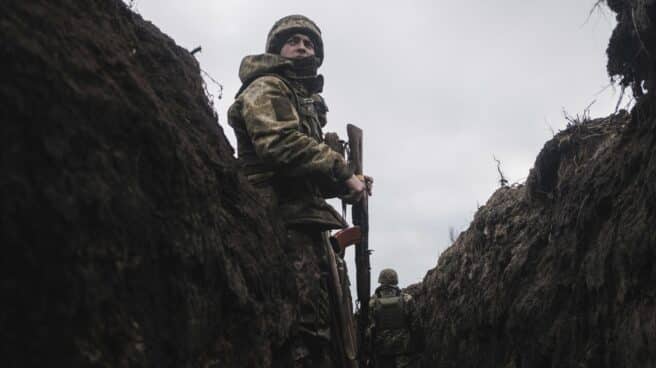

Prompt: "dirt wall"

[1,1,297,366]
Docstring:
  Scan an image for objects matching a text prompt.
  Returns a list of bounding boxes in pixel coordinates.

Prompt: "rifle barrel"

[347,123,371,366]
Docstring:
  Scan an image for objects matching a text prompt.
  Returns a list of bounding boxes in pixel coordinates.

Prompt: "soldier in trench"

[367,269,425,368]
[227,14,369,368]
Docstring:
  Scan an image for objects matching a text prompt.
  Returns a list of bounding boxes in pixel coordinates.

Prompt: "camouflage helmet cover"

[378,268,399,286]
[266,14,324,65]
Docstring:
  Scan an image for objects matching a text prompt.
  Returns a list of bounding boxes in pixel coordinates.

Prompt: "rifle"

[330,226,362,253]
[324,131,358,368]
[323,234,358,368]
[347,124,371,368]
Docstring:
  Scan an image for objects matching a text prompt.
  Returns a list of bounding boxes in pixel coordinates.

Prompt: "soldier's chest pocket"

[298,98,322,141]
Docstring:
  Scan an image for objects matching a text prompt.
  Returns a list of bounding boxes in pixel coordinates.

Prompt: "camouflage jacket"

[368,286,423,356]
[228,53,352,230]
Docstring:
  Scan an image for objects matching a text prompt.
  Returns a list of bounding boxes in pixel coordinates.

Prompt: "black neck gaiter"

[291,56,320,77]
[282,56,323,93]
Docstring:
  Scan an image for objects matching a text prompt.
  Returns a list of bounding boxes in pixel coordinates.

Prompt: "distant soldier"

[227,14,367,368]
[368,269,424,368]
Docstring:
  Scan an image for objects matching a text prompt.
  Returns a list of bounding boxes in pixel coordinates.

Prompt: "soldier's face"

[280,33,315,59]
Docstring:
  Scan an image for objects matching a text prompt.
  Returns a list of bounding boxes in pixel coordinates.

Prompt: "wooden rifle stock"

[347,124,371,367]
[330,226,362,253]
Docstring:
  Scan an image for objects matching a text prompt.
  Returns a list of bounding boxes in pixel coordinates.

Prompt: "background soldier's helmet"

[266,15,324,66]
[378,268,399,286]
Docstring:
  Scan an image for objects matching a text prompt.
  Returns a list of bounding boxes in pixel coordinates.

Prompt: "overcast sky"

[131,0,626,289]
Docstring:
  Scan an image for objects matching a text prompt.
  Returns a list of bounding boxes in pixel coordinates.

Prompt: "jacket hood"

[237,53,324,96]
[238,53,293,84]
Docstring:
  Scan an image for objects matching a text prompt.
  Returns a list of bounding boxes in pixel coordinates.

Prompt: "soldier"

[368,269,424,368]
[227,14,367,368]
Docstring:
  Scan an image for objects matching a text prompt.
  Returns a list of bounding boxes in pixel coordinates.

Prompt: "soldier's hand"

[341,174,366,203]
[363,175,373,196]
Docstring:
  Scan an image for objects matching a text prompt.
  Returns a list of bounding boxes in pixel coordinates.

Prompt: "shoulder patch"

[271,97,296,121]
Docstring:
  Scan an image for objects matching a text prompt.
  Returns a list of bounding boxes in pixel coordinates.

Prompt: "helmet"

[266,15,324,65]
[378,268,399,286]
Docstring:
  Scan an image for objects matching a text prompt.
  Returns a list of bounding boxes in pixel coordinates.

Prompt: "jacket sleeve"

[240,75,353,181]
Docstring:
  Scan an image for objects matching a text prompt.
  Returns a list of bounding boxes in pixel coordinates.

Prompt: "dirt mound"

[415,4,656,365]
[416,98,656,366]
[606,0,656,95]
[1,1,296,366]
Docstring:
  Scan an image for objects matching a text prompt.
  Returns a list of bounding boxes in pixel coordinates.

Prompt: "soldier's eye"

[303,40,314,50]
[286,36,301,45]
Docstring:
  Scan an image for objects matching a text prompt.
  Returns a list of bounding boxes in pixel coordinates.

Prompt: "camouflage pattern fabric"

[373,327,414,356]
[286,227,336,368]
[266,15,324,65]
[228,53,352,230]
[228,48,356,367]
[368,286,424,368]
[283,228,356,368]
[378,268,399,286]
